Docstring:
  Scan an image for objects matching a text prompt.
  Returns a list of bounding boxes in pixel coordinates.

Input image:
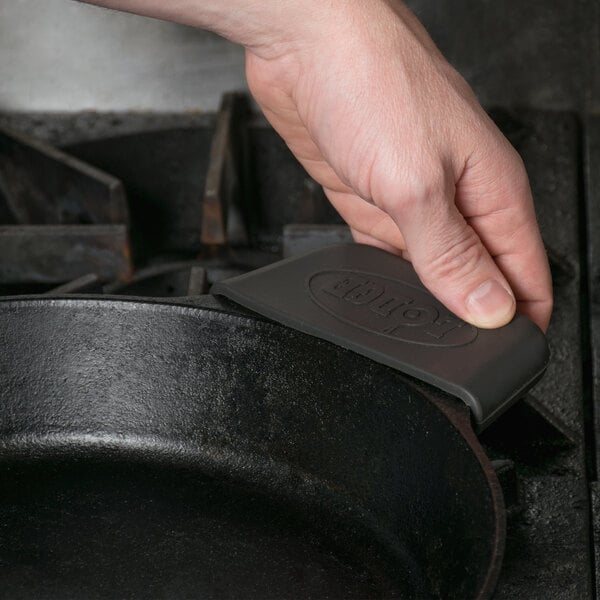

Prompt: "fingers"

[456,143,553,330]
[350,228,403,255]
[328,162,551,332]
[324,189,407,250]
[466,209,552,330]
[379,170,518,329]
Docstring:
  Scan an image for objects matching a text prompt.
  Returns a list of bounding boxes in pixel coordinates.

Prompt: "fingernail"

[466,280,515,328]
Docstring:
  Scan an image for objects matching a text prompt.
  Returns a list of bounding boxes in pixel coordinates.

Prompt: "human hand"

[244,1,552,331]
[82,0,553,331]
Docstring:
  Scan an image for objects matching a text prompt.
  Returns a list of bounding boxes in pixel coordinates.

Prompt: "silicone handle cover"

[212,243,549,430]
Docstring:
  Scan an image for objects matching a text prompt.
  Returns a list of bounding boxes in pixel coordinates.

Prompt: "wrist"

[82,1,403,58]
[81,0,332,57]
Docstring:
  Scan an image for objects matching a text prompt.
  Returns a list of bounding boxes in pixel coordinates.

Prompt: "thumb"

[386,180,516,329]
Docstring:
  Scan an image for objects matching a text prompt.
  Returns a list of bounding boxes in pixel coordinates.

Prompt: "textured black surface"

[482,110,593,599]
[406,0,600,112]
[587,116,600,476]
[586,115,600,597]
[0,112,215,148]
[0,297,503,599]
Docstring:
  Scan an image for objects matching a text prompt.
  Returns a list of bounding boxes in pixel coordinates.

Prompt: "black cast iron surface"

[0,296,503,599]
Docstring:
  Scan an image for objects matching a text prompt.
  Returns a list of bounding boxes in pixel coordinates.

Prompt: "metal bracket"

[201,93,250,248]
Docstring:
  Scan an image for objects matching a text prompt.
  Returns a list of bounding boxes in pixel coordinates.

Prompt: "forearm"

[79,0,333,59]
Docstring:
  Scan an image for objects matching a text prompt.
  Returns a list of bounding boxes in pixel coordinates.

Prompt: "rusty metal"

[201,93,250,247]
[0,126,128,225]
[0,224,130,284]
[0,127,132,285]
[65,127,215,259]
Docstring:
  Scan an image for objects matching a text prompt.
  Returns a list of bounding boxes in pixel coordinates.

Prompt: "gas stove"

[0,98,597,598]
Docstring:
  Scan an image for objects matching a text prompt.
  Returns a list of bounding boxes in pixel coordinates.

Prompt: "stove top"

[0,99,597,598]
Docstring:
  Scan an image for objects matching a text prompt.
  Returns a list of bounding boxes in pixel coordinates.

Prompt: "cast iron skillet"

[0,294,504,599]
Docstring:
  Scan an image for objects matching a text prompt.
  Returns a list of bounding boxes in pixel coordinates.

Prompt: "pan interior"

[0,298,503,599]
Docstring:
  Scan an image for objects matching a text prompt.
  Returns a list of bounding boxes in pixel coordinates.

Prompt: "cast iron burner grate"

[0,97,597,599]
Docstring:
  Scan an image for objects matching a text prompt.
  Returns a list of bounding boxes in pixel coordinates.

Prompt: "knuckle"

[380,163,451,217]
[510,153,530,189]
[500,145,530,186]
[426,227,484,283]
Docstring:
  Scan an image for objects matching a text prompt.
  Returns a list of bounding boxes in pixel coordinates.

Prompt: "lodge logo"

[308,270,477,347]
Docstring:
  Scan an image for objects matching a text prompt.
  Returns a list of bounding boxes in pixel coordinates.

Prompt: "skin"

[82,0,553,331]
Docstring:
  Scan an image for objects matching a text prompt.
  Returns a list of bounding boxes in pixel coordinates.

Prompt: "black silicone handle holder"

[212,243,549,430]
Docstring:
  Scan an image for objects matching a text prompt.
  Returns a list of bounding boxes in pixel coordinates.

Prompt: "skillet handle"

[211,243,550,430]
